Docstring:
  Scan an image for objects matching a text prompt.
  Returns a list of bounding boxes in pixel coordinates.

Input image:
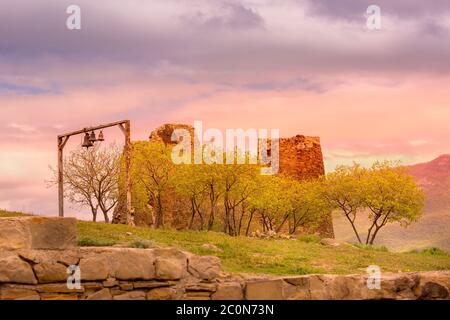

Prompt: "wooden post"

[124,121,133,225]
[57,137,64,217]
[57,120,130,223]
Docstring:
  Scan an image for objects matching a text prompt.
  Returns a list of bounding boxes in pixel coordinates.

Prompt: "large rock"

[0,254,37,284]
[78,248,156,281]
[155,258,183,280]
[79,255,110,281]
[34,262,68,283]
[415,271,450,299]
[147,287,176,300]
[86,288,112,300]
[18,249,80,266]
[36,283,84,293]
[320,238,342,247]
[188,255,221,280]
[0,287,40,300]
[212,282,243,300]
[0,217,76,250]
[113,291,146,300]
[110,249,155,280]
[245,279,284,300]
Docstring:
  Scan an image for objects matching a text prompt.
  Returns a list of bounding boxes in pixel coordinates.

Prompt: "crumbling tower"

[276,135,334,238]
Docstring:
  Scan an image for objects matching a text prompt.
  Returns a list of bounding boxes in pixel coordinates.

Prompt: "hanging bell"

[89,131,97,142]
[97,130,105,142]
[82,132,93,148]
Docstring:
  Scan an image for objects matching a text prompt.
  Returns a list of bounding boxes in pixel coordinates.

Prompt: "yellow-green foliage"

[127,142,332,235]
[324,161,424,245]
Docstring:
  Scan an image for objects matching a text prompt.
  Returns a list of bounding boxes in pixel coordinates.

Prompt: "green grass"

[75,220,450,276]
[0,209,30,217]
[297,234,321,244]
[353,243,389,252]
[409,247,450,257]
[2,210,450,276]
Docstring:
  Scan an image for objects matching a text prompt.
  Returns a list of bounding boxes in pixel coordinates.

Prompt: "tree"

[172,164,209,230]
[248,175,292,233]
[287,179,331,234]
[201,164,225,231]
[323,163,367,243]
[323,161,424,245]
[220,162,259,236]
[52,145,121,222]
[362,161,424,245]
[132,141,174,228]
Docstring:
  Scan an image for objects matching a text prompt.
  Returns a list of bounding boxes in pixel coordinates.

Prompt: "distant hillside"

[334,155,450,252]
[408,154,450,210]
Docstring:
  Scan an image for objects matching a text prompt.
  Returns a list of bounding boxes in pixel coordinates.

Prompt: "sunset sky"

[1,0,450,216]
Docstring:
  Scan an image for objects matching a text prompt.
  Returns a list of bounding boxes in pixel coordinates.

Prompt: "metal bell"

[82,132,93,148]
[89,131,97,142]
[97,130,105,141]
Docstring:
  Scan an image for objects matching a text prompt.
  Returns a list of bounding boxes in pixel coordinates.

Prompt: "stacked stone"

[277,136,324,180]
[244,272,450,300]
[1,218,449,300]
[270,135,334,238]
[0,217,235,300]
[0,247,230,300]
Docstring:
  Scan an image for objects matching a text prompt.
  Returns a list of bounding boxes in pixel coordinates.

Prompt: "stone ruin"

[274,134,334,237]
[145,124,334,237]
[1,216,449,300]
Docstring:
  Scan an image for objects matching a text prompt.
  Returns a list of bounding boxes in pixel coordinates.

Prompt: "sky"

[0,0,449,217]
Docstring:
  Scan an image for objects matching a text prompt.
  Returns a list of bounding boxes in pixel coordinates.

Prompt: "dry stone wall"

[1,246,449,300]
[1,217,449,300]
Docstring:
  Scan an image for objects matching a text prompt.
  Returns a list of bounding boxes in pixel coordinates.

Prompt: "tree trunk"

[369,226,382,245]
[102,210,110,223]
[188,198,196,229]
[344,212,362,243]
[155,193,164,228]
[245,210,254,236]
[207,185,216,230]
[276,214,289,233]
[208,206,215,230]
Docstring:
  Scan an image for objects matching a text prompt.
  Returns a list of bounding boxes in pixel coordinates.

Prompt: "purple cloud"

[305,0,450,20]
[182,2,264,30]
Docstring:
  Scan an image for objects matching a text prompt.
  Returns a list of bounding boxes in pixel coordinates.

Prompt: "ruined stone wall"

[278,135,325,181]
[2,245,450,300]
[0,217,449,300]
[145,124,334,237]
[149,123,196,145]
[268,135,334,237]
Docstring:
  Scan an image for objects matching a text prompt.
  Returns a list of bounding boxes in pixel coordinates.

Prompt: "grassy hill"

[75,221,450,276]
[333,209,450,252]
[2,210,449,276]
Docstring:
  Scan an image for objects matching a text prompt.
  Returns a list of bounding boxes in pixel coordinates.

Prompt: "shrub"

[77,237,116,247]
[353,243,389,252]
[418,247,449,256]
[298,235,321,244]
[129,239,154,249]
